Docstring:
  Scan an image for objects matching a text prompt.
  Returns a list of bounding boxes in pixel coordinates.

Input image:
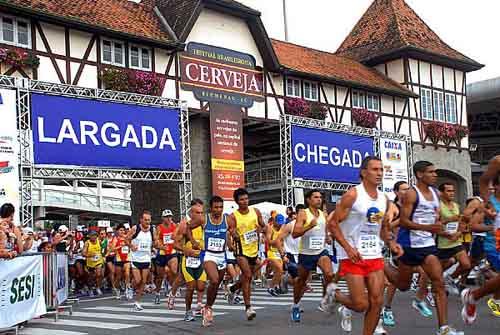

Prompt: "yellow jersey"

[267,226,281,260]
[185,224,204,256]
[234,208,259,257]
[85,240,103,268]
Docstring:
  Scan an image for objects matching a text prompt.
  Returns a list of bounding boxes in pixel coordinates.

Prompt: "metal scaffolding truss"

[0,75,192,227]
[280,114,412,206]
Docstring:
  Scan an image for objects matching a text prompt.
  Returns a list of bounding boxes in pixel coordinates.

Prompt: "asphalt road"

[13,281,500,335]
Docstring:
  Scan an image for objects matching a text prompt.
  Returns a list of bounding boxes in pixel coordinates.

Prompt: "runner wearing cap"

[83,230,104,296]
[266,213,286,296]
[154,209,178,305]
[110,224,131,299]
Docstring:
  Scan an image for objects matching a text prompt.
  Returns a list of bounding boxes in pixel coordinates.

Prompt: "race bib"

[274,251,281,259]
[309,236,325,250]
[207,237,225,252]
[186,256,201,268]
[138,242,151,251]
[163,234,173,244]
[357,234,381,257]
[243,230,258,244]
[121,246,129,254]
[446,222,459,234]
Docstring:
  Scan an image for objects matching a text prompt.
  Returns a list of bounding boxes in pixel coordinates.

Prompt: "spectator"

[0,229,16,259]
[0,203,23,254]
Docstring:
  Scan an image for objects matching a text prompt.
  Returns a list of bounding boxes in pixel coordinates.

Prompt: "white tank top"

[284,220,300,255]
[131,230,152,263]
[408,186,440,248]
[299,208,326,255]
[336,184,387,260]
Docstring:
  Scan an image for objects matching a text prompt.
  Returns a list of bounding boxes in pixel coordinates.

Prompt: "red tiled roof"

[3,0,174,44]
[271,39,414,97]
[336,0,482,70]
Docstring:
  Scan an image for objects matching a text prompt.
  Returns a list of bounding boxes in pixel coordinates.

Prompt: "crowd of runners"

[2,156,500,334]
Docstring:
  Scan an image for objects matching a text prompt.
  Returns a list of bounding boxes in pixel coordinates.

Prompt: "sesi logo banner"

[31,93,182,170]
[291,125,373,183]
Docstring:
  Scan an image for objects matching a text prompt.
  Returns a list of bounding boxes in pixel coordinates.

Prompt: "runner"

[127,210,156,311]
[227,188,265,321]
[154,209,178,305]
[176,202,206,322]
[266,213,286,296]
[291,189,334,322]
[461,155,500,323]
[384,161,464,335]
[325,156,395,335]
[82,230,104,297]
[104,227,116,292]
[189,195,229,326]
[111,224,131,300]
[436,182,471,295]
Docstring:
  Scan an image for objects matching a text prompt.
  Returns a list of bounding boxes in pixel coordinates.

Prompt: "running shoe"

[291,305,301,322]
[202,306,214,327]
[436,326,464,335]
[194,303,203,317]
[338,306,352,332]
[374,318,387,334]
[267,288,278,297]
[126,287,133,301]
[445,275,460,296]
[133,302,144,311]
[184,310,195,322]
[88,289,95,297]
[412,299,433,318]
[154,293,161,305]
[114,288,121,300]
[304,284,314,293]
[227,285,236,304]
[246,307,257,321]
[275,287,284,295]
[487,298,500,317]
[166,293,176,310]
[234,296,243,305]
[382,307,395,327]
[319,282,337,313]
[426,292,436,307]
[460,288,477,324]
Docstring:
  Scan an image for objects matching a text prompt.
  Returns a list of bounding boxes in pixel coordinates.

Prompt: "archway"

[436,169,467,207]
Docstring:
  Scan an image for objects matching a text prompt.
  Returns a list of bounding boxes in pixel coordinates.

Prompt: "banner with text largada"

[0,255,46,328]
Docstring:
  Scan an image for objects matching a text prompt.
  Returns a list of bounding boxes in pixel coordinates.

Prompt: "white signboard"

[55,253,68,304]
[0,255,47,328]
[0,89,19,225]
[97,220,111,228]
[380,138,409,200]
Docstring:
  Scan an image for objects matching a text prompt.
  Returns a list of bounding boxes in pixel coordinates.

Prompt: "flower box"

[100,68,165,96]
[423,121,469,147]
[284,97,327,120]
[351,108,378,128]
[0,47,39,69]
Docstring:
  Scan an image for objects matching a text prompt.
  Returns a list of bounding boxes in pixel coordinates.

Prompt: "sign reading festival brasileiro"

[180,42,264,200]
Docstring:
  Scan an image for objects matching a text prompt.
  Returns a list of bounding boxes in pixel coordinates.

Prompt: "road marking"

[78,296,117,303]
[21,329,87,335]
[83,306,225,315]
[70,311,183,323]
[29,318,139,330]
[121,303,264,310]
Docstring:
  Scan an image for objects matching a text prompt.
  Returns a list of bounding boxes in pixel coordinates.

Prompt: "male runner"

[291,189,334,322]
[154,209,178,304]
[266,213,286,296]
[326,156,396,335]
[436,183,471,295]
[189,196,229,326]
[384,161,463,335]
[462,155,500,323]
[175,202,206,322]
[82,230,104,296]
[110,224,131,299]
[127,210,156,311]
[227,188,265,320]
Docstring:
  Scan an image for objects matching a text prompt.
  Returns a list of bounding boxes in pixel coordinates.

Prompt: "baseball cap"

[162,209,173,217]
[23,227,34,234]
[275,214,286,225]
[88,230,98,236]
[58,225,68,232]
[106,227,113,233]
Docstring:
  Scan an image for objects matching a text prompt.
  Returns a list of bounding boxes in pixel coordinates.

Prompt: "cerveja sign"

[180,42,264,107]
[291,126,373,183]
[32,93,182,170]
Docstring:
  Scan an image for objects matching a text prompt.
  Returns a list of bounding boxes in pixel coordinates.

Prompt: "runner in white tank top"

[384,161,464,335]
[326,157,396,335]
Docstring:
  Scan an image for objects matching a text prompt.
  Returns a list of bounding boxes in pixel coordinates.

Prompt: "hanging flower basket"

[423,121,469,147]
[308,101,328,120]
[100,68,166,96]
[284,97,310,117]
[0,47,39,69]
[351,108,378,128]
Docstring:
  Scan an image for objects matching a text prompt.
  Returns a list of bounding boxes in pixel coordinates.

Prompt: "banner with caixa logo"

[0,255,46,328]
[0,88,20,223]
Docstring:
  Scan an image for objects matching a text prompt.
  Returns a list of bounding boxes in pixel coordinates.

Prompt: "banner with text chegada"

[0,255,46,328]
[380,138,409,199]
[0,88,19,224]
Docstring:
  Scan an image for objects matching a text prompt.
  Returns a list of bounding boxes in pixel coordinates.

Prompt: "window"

[129,45,151,70]
[286,78,301,98]
[366,93,380,111]
[445,94,457,124]
[433,92,445,122]
[101,39,124,66]
[0,16,30,47]
[352,90,366,108]
[303,81,318,101]
[421,88,433,120]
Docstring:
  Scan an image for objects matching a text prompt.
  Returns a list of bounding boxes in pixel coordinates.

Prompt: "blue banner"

[291,126,373,183]
[32,93,182,170]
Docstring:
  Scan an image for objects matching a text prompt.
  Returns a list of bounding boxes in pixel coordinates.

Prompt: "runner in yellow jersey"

[227,188,265,320]
[83,230,104,296]
[266,213,286,297]
[175,202,207,322]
